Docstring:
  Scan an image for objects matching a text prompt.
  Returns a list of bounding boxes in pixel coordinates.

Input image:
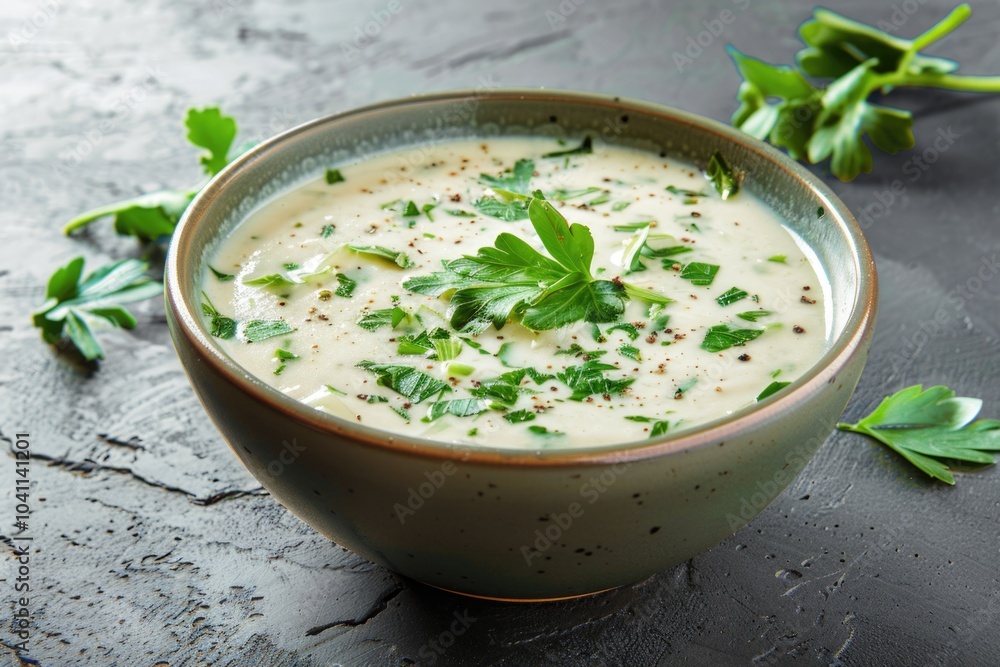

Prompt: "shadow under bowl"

[165,89,877,600]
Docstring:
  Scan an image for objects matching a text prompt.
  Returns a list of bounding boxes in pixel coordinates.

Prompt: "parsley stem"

[62,187,201,234]
[910,3,970,52]
[889,72,1000,94]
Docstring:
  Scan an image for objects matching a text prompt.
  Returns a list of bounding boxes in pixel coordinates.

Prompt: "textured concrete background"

[2,0,1000,665]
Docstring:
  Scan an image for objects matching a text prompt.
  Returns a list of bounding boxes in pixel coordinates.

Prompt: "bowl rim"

[165,88,877,467]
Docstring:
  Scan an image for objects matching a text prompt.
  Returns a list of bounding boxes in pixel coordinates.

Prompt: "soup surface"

[202,137,829,448]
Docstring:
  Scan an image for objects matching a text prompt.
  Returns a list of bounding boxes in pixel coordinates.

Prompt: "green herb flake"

[321,224,336,238]
[737,310,774,322]
[209,265,236,282]
[347,244,415,269]
[706,151,739,199]
[423,398,489,422]
[679,262,720,286]
[334,273,357,298]
[542,136,593,158]
[503,409,537,424]
[619,344,642,362]
[756,381,791,401]
[356,361,451,404]
[837,385,1000,485]
[715,287,749,307]
[325,168,345,185]
[700,324,764,353]
[767,255,787,263]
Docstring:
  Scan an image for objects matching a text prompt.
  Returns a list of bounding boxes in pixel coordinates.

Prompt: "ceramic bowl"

[165,89,877,600]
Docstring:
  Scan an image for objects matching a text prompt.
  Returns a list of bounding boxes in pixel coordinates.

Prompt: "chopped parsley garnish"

[700,324,764,353]
[665,185,707,197]
[479,158,534,194]
[334,273,357,298]
[737,310,774,322]
[31,257,163,361]
[548,187,602,201]
[321,224,336,238]
[209,266,236,282]
[356,306,411,332]
[273,347,299,376]
[423,399,490,422]
[356,361,451,404]
[402,200,420,217]
[611,201,631,211]
[503,409,537,424]
[706,151,739,199]
[679,262,720,286]
[607,322,641,341]
[557,360,635,402]
[767,255,786,263]
[715,287,749,307]
[542,136,593,158]
[242,319,296,343]
[756,381,791,401]
[527,425,564,438]
[446,209,477,218]
[838,385,1000,485]
[325,168,345,184]
[403,198,670,333]
[555,343,606,359]
[347,244,415,269]
[472,195,530,221]
[469,368,550,406]
[619,344,642,362]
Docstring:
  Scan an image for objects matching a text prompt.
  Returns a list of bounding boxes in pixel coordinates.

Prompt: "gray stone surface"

[2,0,999,664]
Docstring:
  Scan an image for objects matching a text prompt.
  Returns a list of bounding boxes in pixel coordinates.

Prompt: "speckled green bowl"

[165,89,877,600]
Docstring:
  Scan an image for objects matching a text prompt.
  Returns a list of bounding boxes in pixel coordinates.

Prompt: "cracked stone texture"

[2,0,1000,664]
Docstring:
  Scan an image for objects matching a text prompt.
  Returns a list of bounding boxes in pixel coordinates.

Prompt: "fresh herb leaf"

[356,361,451,404]
[542,136,593,158]
[402,200,420,217]
[242,319,294,343]
[666,185,708,197]
[527,425,564,438]
[479,158,534,194]
[619,344,642,362]
[757,381,791,401]
[424,399,489,421]
[201,296,237,339]
[334,273,357,298]
[607,322,641,341]
[548,187,602,201]
[674,377,698,398]
[446,209,478,218]
[706,152,739,199]
[347,244,415,269]
[325,168,345,184]
[837,384,1000,485]
[504,409,537,424]
[186,107,238,177]
[588,193,610,206]
[611,201,632,211]
[701,324,764,353]
[472,196,530,221]
[715,287,749,307]
[209,266,236,282]
[679,262,720,286]
[768,255,787,263]
[321,224,336,238]
[469,368,550,405]
[613,221,653,232]
[557,360,635,402]
[356,306,411,332]
[737,310,774,322]
[555,343,606,359]
[727,5,1000,180]
[32,257,163,361]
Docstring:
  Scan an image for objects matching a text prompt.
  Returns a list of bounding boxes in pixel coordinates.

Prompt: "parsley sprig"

[403,198,671,333]
[729,4,1000,180]
[32,257,163,361]
[838,385,1000,485]
[63,107,241,240]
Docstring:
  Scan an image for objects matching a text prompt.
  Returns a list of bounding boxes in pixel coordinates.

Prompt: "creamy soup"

[202,137,829,448]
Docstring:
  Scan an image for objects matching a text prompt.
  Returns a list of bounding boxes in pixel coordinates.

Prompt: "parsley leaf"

[542,136,593,158]
[706,151,739,199]
[356,361,451,404]
[208,266,235,282]
[347,244,415,269]
[424,399,490,422]
[736,310,773,322]
[32,257,163,361]
[479,158,534,194]
[200,295,292,342]
[757,381,791,401]
[838,385,1000,485]
[557,360,635,401]
[406,199,662,333]
[472,196,530,221]
[727,5,1000,180]
[700,324,764,353]
[679,262,719,286]
[469,368,550,406]
[63,106,242,240]
[715,287,748,307]
[334,273,357,297]
[356,306,411,332]
[619,344,642,361]
[504,409,537,424]
[325,168,345,184]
